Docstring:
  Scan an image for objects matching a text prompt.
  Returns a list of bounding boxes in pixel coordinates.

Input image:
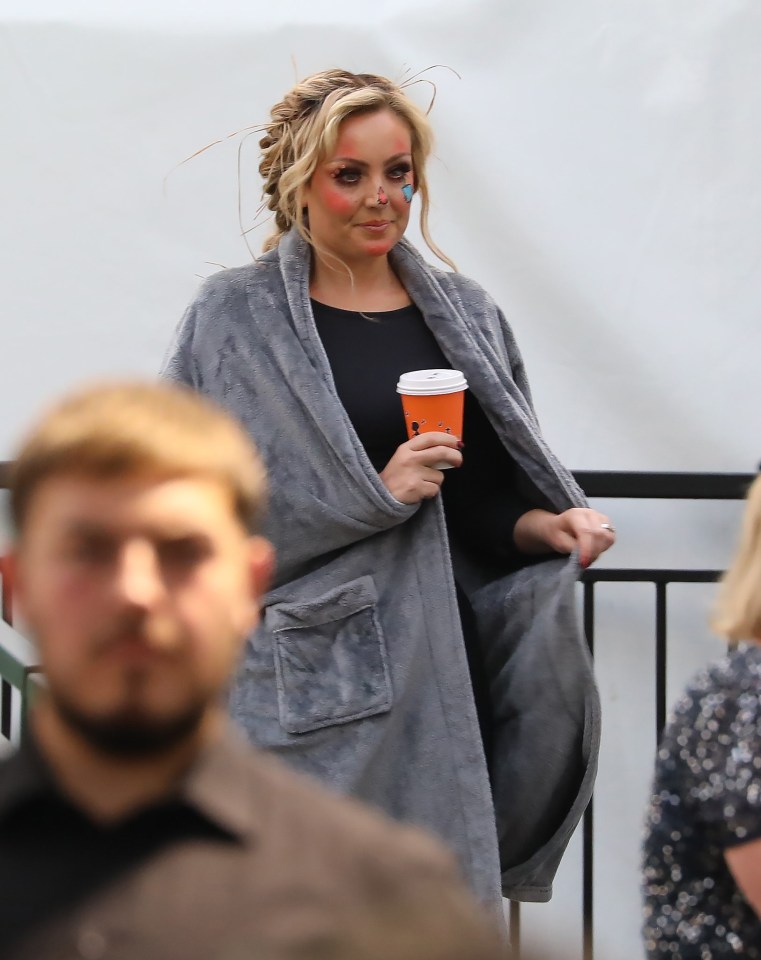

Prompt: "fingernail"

[457,441,465,450]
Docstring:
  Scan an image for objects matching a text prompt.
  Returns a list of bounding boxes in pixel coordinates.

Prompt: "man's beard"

[37,610,213,757]
[51,688,207,758]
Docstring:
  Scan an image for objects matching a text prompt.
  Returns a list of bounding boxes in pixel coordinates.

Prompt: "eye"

[157,537,211,570]
[331,166,362,185]
[387,162,412,181]
[65,537,115,566]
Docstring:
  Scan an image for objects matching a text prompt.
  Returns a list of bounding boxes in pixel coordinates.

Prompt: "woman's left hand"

[513,507,616,568]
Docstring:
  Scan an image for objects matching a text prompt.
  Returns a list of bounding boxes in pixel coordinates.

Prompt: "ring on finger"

[600,522,616,534]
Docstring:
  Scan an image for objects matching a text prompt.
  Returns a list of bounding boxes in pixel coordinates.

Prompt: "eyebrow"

[61,520,210,544]
[330,153,412,167]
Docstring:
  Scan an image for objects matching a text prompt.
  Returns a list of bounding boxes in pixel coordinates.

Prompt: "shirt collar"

[177,725,261,841]
[0,725,261,841]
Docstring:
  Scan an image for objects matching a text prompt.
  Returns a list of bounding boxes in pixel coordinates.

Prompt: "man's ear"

[247,536,274,604]
[0,549,21,626]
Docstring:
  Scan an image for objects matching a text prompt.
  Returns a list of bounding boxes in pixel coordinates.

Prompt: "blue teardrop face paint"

[401,182,414,203]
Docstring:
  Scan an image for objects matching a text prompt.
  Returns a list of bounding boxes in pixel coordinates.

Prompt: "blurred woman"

[163,69,612,913]
[642,475,761,958]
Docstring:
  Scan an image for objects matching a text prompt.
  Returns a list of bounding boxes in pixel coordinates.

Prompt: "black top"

[0,734,243,958]
[312,299,537,563]
[642,644,761,958]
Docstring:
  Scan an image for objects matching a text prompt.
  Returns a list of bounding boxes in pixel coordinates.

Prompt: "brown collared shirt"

[0,729,506,960]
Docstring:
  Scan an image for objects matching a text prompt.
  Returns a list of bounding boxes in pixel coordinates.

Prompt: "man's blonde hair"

[10,380,267,534]
[712,475,761,643]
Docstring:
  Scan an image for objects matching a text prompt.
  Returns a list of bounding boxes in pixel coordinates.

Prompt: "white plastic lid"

[396,369,469,395]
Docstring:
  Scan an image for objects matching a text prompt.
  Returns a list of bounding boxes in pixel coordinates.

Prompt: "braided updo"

[258,69,453,268]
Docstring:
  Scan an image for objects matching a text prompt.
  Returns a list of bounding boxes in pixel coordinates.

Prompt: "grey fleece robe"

[162,228,601,912]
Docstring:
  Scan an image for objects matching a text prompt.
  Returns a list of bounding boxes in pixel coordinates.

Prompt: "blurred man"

[0,381,505,960]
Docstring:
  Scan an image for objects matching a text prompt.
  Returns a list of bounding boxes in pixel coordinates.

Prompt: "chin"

[54,691,207,757]
[358,238,398,258]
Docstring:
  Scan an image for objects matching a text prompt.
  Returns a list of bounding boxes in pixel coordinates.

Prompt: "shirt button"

[77,927,107,960]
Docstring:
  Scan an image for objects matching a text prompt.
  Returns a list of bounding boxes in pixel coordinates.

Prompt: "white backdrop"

[2,2,760,957]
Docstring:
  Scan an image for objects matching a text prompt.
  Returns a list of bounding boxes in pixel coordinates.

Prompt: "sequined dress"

[642,643,761,957]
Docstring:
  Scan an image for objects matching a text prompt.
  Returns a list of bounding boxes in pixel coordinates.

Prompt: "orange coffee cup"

[396,369,468,469]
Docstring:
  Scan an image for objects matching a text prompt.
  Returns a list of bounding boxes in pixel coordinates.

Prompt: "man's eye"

[158,540,208,568]
[331,167,362,185]
[66,541,114,565]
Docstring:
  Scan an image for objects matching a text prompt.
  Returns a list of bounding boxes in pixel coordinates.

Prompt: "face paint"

[301,109,414,263]
[401,181,414,204]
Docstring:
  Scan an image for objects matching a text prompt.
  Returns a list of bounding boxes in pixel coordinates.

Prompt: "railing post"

[508,899,521,959]
[1,678,11,740]
[655,582,668,743]
[20,670,43,740]
[582,579,595,960]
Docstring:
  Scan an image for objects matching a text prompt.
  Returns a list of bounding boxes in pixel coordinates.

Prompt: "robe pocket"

[266,576,393,735]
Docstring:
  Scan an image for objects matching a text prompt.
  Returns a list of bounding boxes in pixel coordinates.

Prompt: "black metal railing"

[0,462,40,747]
[0,462,755,956]
[557,470,751,960]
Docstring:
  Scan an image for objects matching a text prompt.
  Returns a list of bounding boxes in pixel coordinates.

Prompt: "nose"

[369,185,389,207]
[113,539,164,610]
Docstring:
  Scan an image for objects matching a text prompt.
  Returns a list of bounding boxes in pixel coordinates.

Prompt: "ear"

[236,536,274,636]
[246,536,274,605]
[0,549,21,626]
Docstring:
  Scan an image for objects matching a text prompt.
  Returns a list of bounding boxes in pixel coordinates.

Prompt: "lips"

[358,220,393,232]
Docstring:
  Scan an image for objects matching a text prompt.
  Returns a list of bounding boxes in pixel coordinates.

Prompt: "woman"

[162,69,613,912]
[642,476,761,958]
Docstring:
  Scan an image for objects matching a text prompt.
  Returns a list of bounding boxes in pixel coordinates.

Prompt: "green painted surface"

[0,617,41,740]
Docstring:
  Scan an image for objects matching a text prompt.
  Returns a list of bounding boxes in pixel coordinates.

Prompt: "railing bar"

[582,580,595,960]
[573,470,754,500]
[1,679,11,740]
[508,900,521,959]
[583,798,595,960]
[584,579,595,658]
[656,583,668,743]
[582,569,722,584]
[2,464,756,498]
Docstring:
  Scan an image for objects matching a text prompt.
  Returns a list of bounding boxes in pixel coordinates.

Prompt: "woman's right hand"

[379,433,463,505]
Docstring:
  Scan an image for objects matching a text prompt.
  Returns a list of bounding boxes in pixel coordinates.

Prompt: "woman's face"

[301,108,415,266]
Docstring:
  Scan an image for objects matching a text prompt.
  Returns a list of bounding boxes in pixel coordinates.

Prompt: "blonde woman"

[163,69,613,913]
[642,475,761,958]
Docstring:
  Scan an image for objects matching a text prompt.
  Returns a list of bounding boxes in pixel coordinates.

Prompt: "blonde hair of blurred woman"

[712,474,761,643]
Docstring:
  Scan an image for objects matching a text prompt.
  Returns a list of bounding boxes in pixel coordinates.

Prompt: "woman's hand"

[379,433,463,505]
[513,507,616,568]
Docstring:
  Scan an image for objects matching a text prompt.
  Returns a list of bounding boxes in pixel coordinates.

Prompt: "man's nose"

[114,540,164,608]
